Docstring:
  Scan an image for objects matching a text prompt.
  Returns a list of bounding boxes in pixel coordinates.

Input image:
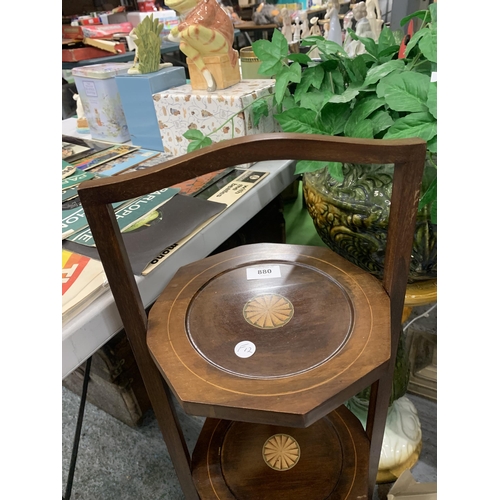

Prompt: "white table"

[62,118,297,379]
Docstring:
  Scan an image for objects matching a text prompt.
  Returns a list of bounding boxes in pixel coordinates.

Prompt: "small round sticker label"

[234,341,256,358]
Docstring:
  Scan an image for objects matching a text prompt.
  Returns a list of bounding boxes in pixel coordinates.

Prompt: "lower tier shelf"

[192,404,370,499]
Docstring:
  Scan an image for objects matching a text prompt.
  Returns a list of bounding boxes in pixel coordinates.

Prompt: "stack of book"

[61,135,270,321]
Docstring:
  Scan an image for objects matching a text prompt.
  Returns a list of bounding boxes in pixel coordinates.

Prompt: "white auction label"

[234,341,256,358]
[246,265,281,280]
[431,72,437,82]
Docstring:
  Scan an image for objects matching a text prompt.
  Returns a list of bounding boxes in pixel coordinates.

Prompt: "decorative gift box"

[115,66,187,152]
[152,79,279,159]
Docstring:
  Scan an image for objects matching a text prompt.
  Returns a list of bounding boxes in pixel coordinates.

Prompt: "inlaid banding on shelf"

[243,294,294,330]
[262,434,300,471]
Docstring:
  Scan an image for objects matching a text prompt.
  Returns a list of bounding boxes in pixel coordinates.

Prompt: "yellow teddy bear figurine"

[166,0,241,91]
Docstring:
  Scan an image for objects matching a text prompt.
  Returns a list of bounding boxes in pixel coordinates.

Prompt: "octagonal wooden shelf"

[192,405,370,499]
[147,243,391,428]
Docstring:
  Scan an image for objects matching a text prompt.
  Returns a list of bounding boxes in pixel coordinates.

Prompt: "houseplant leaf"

[183,130,213,152]
[370,110,394,135]
[363,59,405,87]
[275,62,302,104]
[312,38,348,58]
[419,27,437,63]
[294,64,325,102]
[377,26,396,53]
[252,99,269,127]
[377,45,401,60]
[346,28,378,57]
[429,2,437,23]
[384,112,437,141]
[295,160,343,183]
[400,9,430,27]
[320,103,351,135]
[301,89,333,113]
[427,135,437,153]
[351,119,374,138]
[377,72,430,113]
[418,176,437,223]
[404,30,425,57]
[344,96,385,136]
[274,108,326,134]
[427,81,437,119]
[328,86,360,103]
[253,29,288,76]
[287,52,312,64]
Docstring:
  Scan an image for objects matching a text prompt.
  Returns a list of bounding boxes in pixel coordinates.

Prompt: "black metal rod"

[64,356,92,500]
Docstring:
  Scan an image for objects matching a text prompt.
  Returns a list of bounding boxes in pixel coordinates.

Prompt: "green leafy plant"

[184,4,437,222]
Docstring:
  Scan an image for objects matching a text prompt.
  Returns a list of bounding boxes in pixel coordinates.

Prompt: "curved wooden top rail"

[78,133,427,205]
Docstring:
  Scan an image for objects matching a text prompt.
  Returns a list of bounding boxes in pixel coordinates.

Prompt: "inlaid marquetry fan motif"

[243,294,294,329]
[262,434,300,471]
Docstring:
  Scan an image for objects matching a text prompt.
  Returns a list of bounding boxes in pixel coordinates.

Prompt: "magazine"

[62,160,77,179]
[71,145,140,172]
[62,135,115,163]
[142,169,270,275]
[62,249,108,324]
[64,193,227,275]
[62,171,96,191]
[66,187,180,246]
[91,149,161,177]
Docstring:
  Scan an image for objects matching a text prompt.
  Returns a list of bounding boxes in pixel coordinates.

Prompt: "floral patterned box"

[152,80,279,159]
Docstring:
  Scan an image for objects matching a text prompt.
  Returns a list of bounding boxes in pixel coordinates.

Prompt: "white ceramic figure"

[299,11,310,38]
[281,7,293,43]
[292,17,301,42]
[324,0,343,45]
[343,10,353,32]
[309,16,322,36]
[309,17,321,59]
[344,1,375,57]
[366,0,383,41]
[73,93,85,120]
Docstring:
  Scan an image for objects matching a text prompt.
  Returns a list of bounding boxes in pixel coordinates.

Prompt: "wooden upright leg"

[365,373,393,498]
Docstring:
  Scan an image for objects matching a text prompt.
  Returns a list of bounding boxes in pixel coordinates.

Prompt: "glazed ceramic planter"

[302,162,437,283]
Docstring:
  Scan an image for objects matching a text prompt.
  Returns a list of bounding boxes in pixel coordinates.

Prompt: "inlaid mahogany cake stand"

[79,133,426,499]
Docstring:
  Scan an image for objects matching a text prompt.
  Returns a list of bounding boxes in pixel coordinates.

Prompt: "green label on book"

[67,187,180,246]
[62,171,95,190]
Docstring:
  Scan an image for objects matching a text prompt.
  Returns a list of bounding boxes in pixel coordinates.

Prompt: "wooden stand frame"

[79,134,426,499]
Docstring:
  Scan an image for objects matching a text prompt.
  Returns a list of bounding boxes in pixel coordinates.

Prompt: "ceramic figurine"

[344,1,375,57]
[280,7,293,43]
[292,17,301,42]
[299,11,310,38]
[324,0,343,45]
[73,94,89,132]
[309,17,321,59]
[366,0,383,41]
[128,14,173,74]
[309,16,322,37]
[166,0,240,91]
[343,9,354,32]
[73,93,85,120]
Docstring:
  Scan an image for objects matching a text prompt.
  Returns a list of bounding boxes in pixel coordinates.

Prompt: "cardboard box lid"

[387,470,437,500]
[159,79,275,99]
[72,62,135,79]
